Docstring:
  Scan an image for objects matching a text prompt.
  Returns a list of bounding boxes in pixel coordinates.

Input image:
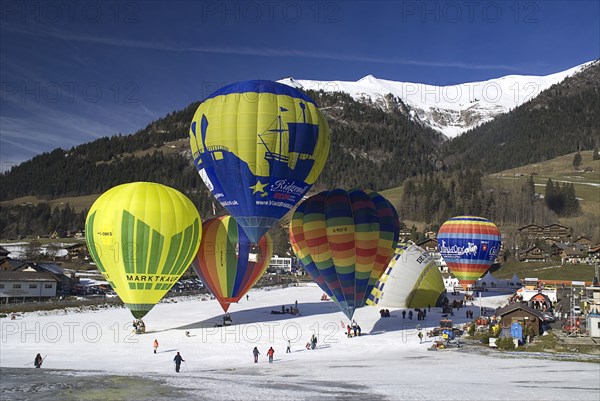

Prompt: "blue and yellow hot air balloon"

[189,80,330,244]
[85,182,202,319]
[437,216,502,290]
[289,189,399,319]
[191,216,272,312]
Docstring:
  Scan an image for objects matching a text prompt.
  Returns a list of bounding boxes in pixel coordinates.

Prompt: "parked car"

[573,306,582,316]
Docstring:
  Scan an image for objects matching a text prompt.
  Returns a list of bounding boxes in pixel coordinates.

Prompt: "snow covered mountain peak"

[279,61,595,138]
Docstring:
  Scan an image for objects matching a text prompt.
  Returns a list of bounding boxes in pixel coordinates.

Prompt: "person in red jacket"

[266,347,275,363]
[153,339,159,354]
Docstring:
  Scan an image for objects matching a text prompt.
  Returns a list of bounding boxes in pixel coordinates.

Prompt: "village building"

[587,245,600,264]
[65,243,90,261]
[518,245,547,262]
[518,224,545,239]
[415,237,448,272]
[517,224,570,241]
[0,259,76,295]
[544,224,570,240]
[559,244,587,265]
[398,228,412,243]
[495,303,545,337]
[268,255,293,273]
[573,236,592,249]
[0,271,58,302]
[587,286,600,338]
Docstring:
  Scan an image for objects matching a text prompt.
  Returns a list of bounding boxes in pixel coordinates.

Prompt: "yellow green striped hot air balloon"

[85,182,202,319]
[367,242,446,308]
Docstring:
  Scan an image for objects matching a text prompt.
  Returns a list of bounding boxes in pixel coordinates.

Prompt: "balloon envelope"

[192,216,273,312]
[437,216,501,289]
[289,189,399,319]
[189,80,330,243]
[367,242,446,308]
[85,182,202,319]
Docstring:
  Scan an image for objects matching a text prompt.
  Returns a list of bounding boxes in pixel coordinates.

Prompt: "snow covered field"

[1,284,599,400]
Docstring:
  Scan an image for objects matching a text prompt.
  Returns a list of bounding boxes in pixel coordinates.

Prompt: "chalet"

[398,228,412,242]
[545,238,561,246]
[527,292,553,311]
[552,243,587,260]
[0,271,58,301]
[588,245,600,264]
[574,236,592,249]
[517,224,570,241]
[518,246,547,262]
[550,242,562,257]
[417,238,438,253]
[495,303,545,336]
[417,238,447,272]
[65,243,89,260]
[518,224,544,239]
[544,224,570,240]
[560,245,586,264]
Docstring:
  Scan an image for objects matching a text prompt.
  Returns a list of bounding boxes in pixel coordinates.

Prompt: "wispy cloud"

[2,22,519,71]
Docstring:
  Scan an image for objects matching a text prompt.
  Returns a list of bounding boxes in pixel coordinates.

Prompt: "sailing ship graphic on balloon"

[190,88,328,244]
[192,102,319,185]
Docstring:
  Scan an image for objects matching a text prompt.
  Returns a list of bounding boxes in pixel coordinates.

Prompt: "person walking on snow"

[34,353,43,368]
[173,352,185,373]
[153,339,159,354]
[267,347,275,363]
[418,331,423,343]
[286,340,291,353]
[253,347,260,363]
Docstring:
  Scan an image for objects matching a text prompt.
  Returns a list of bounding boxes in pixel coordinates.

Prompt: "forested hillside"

[0,91,443,238]
[1,64,598,240]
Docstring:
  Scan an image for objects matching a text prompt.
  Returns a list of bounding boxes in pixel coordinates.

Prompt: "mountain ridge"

[279,61,596,139]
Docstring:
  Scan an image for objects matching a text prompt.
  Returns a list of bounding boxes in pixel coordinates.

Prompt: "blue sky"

[1,0,598,169]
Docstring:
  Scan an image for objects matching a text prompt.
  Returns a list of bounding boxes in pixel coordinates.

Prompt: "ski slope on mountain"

[280,61,594,138]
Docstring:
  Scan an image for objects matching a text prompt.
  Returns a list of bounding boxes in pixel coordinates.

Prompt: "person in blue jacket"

[173,352,185,372]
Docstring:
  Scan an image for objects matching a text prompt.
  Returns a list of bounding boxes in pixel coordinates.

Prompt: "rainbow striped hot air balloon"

[289,188,399,319]
[437,216,502,290]
[191,216,272,312]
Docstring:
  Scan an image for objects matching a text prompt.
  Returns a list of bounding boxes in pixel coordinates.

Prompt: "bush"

[496,337,517,350]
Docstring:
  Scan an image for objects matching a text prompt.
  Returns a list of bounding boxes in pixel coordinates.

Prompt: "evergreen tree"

[545,179,565,215]
[572,151,582,170]
[562,183,581,216]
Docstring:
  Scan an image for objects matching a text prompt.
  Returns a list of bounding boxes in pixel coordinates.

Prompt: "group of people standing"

[401,306,430,320]
[346,320,361,337]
